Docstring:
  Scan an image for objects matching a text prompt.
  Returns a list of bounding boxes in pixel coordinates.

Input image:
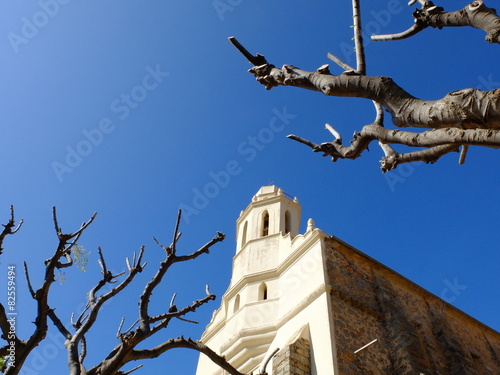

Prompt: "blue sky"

[0,0,498,374]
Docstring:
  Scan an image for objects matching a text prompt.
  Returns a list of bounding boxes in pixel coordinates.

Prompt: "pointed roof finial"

[307,218,315,232]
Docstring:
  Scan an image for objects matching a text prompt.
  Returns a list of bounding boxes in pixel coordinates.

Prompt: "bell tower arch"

[236,186,301,254]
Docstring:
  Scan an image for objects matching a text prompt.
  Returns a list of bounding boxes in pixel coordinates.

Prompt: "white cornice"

[228,229,327,299]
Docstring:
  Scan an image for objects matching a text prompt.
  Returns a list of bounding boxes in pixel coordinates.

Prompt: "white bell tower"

[231,186,301,288]
[236,185,301,252]
[196,186,336,375]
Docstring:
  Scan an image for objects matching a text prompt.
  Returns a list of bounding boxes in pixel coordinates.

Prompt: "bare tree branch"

[380,144,459,172]
[0,210,98,375]
[0,304,14,350]
[229,1,500,171]
[352,0,366,75]
[0,206,23,255]
[246,62,500,130]
[64,212,231,375]
[120,364,143,375]
[371,23,423,42]
[327,52,355,72]
[459,145,469,164]
[79,336,87,366]
[372,1,500,44]
[173,231,225,262]
[129,337,246,375]
[289,122,500,171]
[228,36,499,170]
[171,209,182,255]
[23,262,36,298]
[149,287,215,324]
[47,308,72,340]
[73,247,146,344]
[139,222,224,332]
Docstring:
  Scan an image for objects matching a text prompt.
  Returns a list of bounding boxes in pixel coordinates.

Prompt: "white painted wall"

[196,187,337,375]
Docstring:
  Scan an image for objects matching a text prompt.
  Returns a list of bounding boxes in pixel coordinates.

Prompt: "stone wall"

[272,337,311,375]
[325,236,500,375]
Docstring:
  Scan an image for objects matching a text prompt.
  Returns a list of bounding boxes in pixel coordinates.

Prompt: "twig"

[80,336,87,363]
[130,337,245,375]
[327,52,356,72]
[121,364,144,375]
[8,206,23,235]
[47,308,72,339]
[123,319,140,335]
[97,247,108,275]
[52,206,61,234]
[23,262,36,298]
[228,36,268,66]
[379,141,396,158]
[169,293,177,312]
[171,210,182,255]
[149,295,215,324]
[0,206,23,254]
[459,145,469,164]
[352,0,366,75]
[373,101,384,125]
[116,317,125,339]
[152,236,166,250]
[286,135,319,149]
[74,304,91,328]
[371,23,423,41]
[325,123,342,143]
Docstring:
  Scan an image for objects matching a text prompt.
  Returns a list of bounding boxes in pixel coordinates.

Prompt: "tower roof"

[251,185,298,203]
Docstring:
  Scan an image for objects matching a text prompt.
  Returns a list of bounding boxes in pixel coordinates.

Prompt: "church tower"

[196,186,337,374]
[232,185,301,286]
[196,186,500,374]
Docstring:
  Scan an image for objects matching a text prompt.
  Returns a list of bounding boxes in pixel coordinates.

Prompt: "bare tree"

[0,207,245,375]
[230,0,500,172]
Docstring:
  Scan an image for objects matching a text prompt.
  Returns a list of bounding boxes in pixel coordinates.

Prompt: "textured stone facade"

[272,337,311,375]
[325,236,500,375]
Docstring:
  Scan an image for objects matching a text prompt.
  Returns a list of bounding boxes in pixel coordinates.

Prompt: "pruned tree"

[230,0,500,172]
[0,207,246,375]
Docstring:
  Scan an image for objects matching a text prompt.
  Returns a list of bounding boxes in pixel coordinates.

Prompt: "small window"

[262,211,269,237]
[233,295,240,313]
[284,210,291,234]
[259,283,268,301]
[242,221,248,246]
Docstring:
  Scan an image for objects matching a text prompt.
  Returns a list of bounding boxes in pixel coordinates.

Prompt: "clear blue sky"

[0,1,498,374]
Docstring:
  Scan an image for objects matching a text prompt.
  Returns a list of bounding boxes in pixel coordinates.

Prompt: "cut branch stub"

[228,36,269,66]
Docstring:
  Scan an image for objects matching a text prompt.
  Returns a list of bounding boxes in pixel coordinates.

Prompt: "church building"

[196,186,500,374]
